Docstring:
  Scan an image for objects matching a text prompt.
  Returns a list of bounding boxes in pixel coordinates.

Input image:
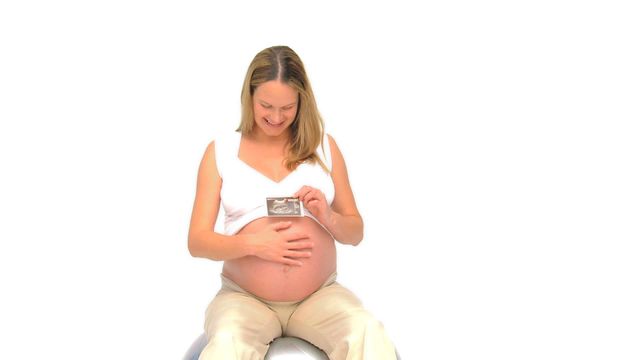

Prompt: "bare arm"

[188,141,312,265]
[187,141,253,260]
[325,135,364,246]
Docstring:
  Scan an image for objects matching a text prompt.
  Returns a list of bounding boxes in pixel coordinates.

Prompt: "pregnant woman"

[188,45,396,360]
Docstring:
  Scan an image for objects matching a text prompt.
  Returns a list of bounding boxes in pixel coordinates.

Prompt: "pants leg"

[285,282,397,360]
[198,284,282,360]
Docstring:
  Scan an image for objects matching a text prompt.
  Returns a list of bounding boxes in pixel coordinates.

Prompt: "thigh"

[204,289,282,344]
[285,283,370,352]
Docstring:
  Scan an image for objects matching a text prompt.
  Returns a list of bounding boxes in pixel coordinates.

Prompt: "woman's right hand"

[248,221,313,266]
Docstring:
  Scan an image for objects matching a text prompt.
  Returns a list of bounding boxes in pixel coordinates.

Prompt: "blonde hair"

[237,46,328,172]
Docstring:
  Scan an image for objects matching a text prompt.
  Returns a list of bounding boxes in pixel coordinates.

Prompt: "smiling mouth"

[265,118,285,127]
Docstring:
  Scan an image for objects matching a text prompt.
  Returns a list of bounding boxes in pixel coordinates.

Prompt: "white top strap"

[320,133,332,172]
[213,131,240,179]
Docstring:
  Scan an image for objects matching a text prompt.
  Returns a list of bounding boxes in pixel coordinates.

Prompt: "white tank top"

[215,131,335,235]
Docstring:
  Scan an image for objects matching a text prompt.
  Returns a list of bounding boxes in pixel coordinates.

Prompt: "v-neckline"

[236,133,295,184]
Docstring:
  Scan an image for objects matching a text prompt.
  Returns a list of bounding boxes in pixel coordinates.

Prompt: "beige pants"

[198,273,397,360]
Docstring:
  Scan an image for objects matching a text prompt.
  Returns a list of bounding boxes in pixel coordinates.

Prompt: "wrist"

[324,210,339,232]
[240,233,257,257]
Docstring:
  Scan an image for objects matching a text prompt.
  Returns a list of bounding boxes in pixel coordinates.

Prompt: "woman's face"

[252,80,299,138]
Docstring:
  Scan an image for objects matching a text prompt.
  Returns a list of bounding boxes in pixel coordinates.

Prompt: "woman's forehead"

[254,80,298,105]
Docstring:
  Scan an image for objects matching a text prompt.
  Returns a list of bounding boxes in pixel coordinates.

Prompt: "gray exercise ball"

[183,334,329,360]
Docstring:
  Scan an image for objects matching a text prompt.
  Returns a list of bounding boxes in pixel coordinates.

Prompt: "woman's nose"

[272,109,283,120]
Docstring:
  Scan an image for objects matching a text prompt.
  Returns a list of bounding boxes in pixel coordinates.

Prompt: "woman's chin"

[256,122,291,137]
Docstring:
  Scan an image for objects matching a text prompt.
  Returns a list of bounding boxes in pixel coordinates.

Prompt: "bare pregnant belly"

[222,217,336,302]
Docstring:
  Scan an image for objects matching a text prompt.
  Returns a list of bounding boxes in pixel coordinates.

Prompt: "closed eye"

[259,102,296,110]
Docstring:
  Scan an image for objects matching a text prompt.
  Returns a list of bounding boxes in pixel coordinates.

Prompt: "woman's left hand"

[294,185,333,225]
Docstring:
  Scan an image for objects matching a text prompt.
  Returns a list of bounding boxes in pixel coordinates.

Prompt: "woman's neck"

[249,129,291,148]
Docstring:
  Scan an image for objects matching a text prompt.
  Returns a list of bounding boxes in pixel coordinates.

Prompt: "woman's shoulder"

[203,131,240,178]
[323,133,341,157]
[318,132,340,172]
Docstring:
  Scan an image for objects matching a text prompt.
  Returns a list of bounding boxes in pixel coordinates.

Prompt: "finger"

[286,232,310,241]
[273,221,292,231]
[301,187,316,199]
[305,200,321,213]
[285,250,312,258]
[304,190,324,204]
[293,186,306,198]
[299,186,318,198]
[294,187,311,200]
[289,240,314,250]
[282,257,303,266]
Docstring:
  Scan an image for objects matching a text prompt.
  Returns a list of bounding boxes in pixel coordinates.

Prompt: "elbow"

[343,219,363,246]
[187,232,204,258]
[351,219,364,246]
[338,234,362,247]
[187,237,199,257]
[188,231,224,261]
[350,232,364,246]
[340,223,364,246]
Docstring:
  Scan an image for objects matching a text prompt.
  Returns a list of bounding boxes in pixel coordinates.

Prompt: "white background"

[1,1,639,359]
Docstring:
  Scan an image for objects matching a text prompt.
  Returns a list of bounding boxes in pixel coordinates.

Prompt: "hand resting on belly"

[246,220,314,267]
[222,217,337,301]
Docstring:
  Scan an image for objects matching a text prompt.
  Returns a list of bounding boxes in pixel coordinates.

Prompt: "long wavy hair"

[237,46,328,172]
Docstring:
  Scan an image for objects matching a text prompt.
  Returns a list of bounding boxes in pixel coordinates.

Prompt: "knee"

[204,323,243,350]
[204,308,245,336]
[208,328,236,344]
[340,312,397,359]
[204,306,280,344]
[345,310,386,339]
